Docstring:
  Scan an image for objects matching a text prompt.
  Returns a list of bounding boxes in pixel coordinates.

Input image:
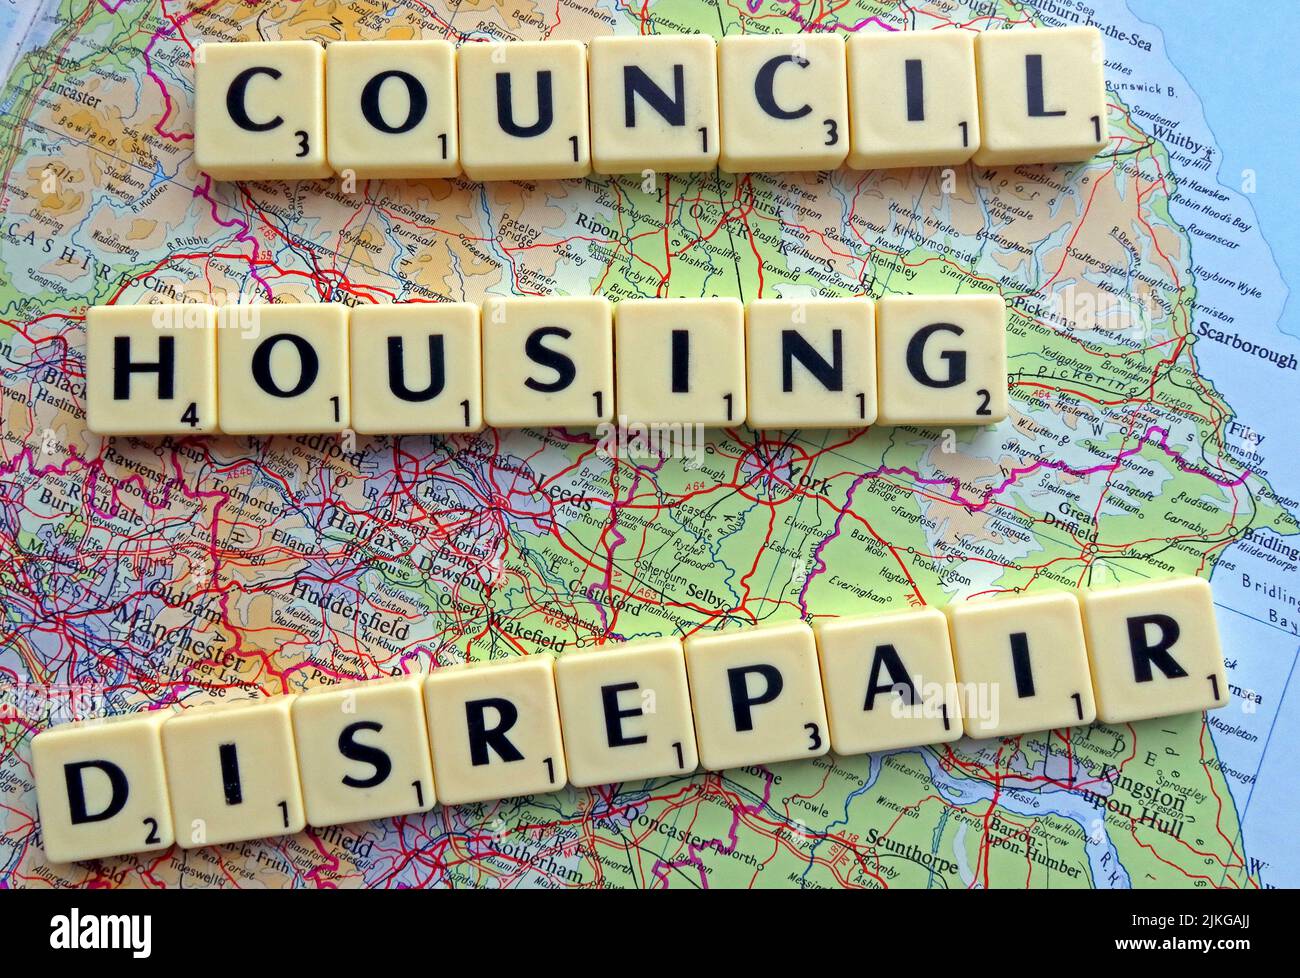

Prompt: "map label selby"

[31,578,1228,864]
[192,28,1109,181]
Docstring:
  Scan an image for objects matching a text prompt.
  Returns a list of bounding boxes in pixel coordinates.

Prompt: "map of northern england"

[1,0,1296,889]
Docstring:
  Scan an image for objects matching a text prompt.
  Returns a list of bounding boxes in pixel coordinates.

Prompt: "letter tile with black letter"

[216,303,350,435]
[161,696,305,849]
[292,675,435,827]
[33,710,175,863]
[1080,577,1229,724]
[85,304,218,435]
[555,637,698,788]
[684,620,829,771]
[423,655,566,806]
[194,41,330,180]
[875,293,1006,426]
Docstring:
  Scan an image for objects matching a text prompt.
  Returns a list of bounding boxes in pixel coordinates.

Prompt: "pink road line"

[192,172,274,298]
[650,769,775,888]
[745,0,898,32]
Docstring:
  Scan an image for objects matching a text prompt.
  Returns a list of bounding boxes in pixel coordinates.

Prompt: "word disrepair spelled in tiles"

[84,294,1008,435]
[33,578,1228,863]
[193,28,1108,181]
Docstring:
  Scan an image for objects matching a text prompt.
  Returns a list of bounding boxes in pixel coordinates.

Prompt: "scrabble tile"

[32,710,174,863]
[161,696,305,848]
[194,41,330,181]
[292,676,435,827]
[326,40,459,179]
[1080,577,1229,724]
[946,591,1096,739]
[847,31,980,170]
[972,27,1108,166]
[745,297,876,429]
[555,638,698,788]
[875,293,1006,426]
[423,655,566,806]
[589,36,720,174]
[814,608,961,755]
[349,302,482,435]
[85,304,218,436]
[481,297,614,428]
[614,298,745,426]
[457,41,590,181]
[684,620,830,771]
[217,303,349,435]
[718,34,849,173]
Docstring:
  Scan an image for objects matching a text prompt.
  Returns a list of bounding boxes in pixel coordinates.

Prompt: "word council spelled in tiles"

[614,298,746,426]
[815,608,961,755]
[326,40,459,179]
[947,591,1096,738]
[847,31,980,169]
[556,637,698,788]
[718,34,848,173]
[292,676,436,827]
[589,35,720,174]
[194,41,329,180]
[85,304,218,436]
[349,302,483,434]
[482,297,614,428]
[217,303,350,435]
[458,40,590,181]
[875,294,1007,426]
[973,27,1108,165]
[33,711,174,864]
[423,656,567,806]
[685,620,829,771]
[745,297,876,429]
[162,696,305,848]
[1081,578,1229,724]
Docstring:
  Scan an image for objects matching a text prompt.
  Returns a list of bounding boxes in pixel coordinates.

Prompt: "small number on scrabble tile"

[85,304,218,436]
[745,297,877,429]
[875,293,1007,426]
[1081,577,1229,724]
[684,620,830,771]
[946,591,1096,738]
[217,303,350,435]
[161,696,306,848]
[423,656,567,806]
[972,27,1108,166]
[194,41,330,181]
[32,711,175,863]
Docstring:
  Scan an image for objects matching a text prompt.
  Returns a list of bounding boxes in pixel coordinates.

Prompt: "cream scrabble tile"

[292,676,435,827]
[718,34,849,173]
[85,304,218,436]
[684,620,829,771]
[847,31,980,170]
[589,36,720,174]
[33,710,174,863]
[161,695,305,849]
[481,297,614,428]
[1080,577,1229,724]
[814,608,961,756]
[946,591,1096,739]
[615,298,745,426]
[556,638,698,788]
[349,302,482,434]
[745,297,876,429]
[194,41,330,181]
[217,303,349,435]
[875,293,1006,426]
[972,27,1108,166]
[457,40,590,181]
[423,655,566,806]
[326,40,459,179]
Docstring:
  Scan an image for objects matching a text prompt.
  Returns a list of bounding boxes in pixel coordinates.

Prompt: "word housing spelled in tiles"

[32,578,1228,863]
[192,28,1110,181]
